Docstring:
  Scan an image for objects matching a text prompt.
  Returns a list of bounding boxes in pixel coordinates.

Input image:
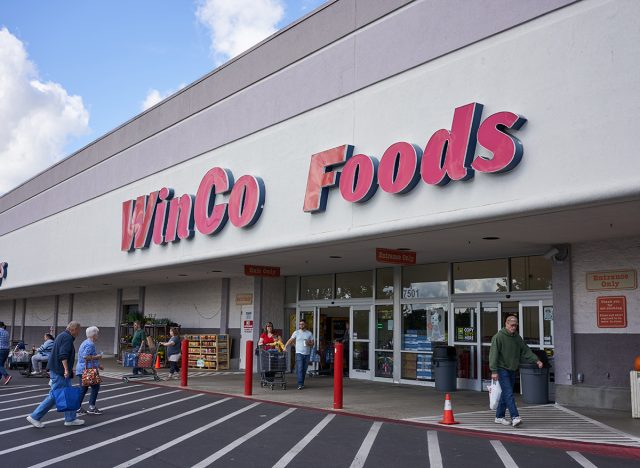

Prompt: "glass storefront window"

[352,342,369,370]
[300,274,333,300]
[453,259,508,293]
[511,256,552,290]
[336,271,373,299]
[285,276,298,303]
[376,268,394,300]
[375,305,393,350]
[401,303,448,349]
[402,263,448,299]
[455,345,477,379]
[401,352,433,381]
[480,304,498,344]
[353,309,369,340]
[522,305,540,345]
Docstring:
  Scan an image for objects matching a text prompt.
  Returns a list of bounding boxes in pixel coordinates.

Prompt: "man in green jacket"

[489,315,543,428]
[131,321,147,375]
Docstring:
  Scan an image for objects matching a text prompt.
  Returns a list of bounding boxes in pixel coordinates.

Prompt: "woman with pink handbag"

[75,326,104,416]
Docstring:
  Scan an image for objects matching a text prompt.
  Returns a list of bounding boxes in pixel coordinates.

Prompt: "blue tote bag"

[53,385,83,412]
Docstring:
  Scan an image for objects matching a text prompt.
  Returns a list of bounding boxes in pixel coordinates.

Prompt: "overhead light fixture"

[209,270,222,273]
[177,274,189,277]
[102,283,112,286]
[397,248,412,251]
[329,255,342,259]
[482,236,500,240]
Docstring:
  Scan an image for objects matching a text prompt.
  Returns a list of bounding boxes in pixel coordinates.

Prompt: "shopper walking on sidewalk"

[26,321,85,428]
[489,315,543,428]
[159,327,181,380]
[0,322,11,385]
[283,319,314,390]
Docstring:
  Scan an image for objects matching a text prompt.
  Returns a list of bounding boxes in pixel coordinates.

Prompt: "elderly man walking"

[26,321,85,428]
[489,315,543,428]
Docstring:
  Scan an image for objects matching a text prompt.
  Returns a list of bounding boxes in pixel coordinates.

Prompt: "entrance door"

[350,306,373,380]
[451,303,480,390]
[297,306,318,373]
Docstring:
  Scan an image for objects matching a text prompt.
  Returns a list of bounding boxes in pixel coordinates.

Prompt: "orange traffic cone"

[154,355,162,369]
[438,393,459,425]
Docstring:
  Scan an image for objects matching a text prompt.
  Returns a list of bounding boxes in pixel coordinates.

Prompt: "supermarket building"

[0,0,638,410]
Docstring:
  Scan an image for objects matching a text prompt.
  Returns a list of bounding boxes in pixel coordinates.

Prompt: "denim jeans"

[0,348,8,378]
[295,353,310,387]
[31,371,78,422]
[77,376,100,407]
[495,368,519,419]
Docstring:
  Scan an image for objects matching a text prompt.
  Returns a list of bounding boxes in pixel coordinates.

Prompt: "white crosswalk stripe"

[406,404,640,447]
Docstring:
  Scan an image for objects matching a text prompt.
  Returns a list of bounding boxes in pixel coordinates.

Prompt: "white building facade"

[0,0,638,410]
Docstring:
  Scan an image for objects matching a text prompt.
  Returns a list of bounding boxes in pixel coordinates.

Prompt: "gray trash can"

[433,346,457,392]
[520,362,549,404]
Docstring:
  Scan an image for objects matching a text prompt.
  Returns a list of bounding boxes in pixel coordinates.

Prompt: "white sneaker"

[512,417,522,427]
[64,419,85,427]
[26,416,44,428]
[494,418,511,426]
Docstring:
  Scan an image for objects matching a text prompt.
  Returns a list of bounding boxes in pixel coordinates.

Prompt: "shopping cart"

[259,349,287,390]
[122,346,161,383]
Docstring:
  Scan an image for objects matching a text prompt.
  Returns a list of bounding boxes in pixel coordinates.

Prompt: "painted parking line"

[0,382,124,404]
[273,414,336,468]
[0,386,163,434]
[491,440,518,468]
[191,408,297,468]
[427,431,443,468]
[25,393,231,468]
[567,451,597,468]
[350,421,382,468]
[113,399,252,468]
[2,390,194,457]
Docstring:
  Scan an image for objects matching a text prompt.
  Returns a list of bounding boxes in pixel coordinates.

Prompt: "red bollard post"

[180,339,189,387]
[334,342,343,409]
[244,340,253,396]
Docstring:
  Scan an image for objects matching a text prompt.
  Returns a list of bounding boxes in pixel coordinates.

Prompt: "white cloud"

[0,28,89,194]
[141,83,187,111]
[195,0,284,65]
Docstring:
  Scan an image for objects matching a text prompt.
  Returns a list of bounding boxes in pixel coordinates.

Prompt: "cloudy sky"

[0,0,326,194]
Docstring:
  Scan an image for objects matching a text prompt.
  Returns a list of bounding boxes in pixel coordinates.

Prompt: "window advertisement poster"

[456,327,475,342]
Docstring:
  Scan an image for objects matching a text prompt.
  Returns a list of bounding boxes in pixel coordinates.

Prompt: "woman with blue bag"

[76,326,104,415]
[26,322,84,428]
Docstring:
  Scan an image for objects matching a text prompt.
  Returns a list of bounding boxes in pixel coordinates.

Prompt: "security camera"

[543,245,568,263]
[543,247,560,260]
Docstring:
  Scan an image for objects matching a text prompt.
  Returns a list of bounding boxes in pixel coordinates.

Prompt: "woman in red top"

[258,322,278,350]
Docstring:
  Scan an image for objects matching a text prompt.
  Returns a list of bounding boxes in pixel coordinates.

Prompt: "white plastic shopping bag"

[488,380,502,410]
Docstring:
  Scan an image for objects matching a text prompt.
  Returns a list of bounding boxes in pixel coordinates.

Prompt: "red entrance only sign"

[596,296,627,328]
[244,265,281,277]
[376,248,416,265]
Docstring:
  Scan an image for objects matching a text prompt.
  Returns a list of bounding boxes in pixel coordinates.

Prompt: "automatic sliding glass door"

[350,306,373,380]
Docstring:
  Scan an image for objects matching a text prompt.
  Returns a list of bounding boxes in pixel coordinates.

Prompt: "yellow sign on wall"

[235,293,253,305]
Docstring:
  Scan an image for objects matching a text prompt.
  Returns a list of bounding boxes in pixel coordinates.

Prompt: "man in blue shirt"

[283,319,315,390]
[26,321,85,428]
[0,322,10,385]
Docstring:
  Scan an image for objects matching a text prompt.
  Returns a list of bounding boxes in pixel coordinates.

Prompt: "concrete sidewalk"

[101,358,640,447]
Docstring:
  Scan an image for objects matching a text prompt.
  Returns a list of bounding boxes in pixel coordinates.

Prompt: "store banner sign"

[586,270,637,291]
[303,102,526,213]
[376,248,416,265]
[597,296,627,328]
[121,167,265,251]
[0,262,7,287]
[244,265,281,277]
